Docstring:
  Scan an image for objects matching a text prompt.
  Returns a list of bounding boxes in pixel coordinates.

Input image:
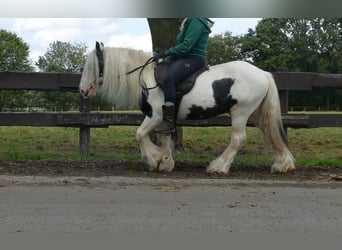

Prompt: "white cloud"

[211,18,261,36]
[107,33,152,52]
[31,28,82,51]
[4,18,129,62]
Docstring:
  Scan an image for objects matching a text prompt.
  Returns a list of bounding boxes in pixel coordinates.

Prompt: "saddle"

[154,60,209,98]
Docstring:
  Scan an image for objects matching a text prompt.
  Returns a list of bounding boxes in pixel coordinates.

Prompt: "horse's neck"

[102,48,155,109]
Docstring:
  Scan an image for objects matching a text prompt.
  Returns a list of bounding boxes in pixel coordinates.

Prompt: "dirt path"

[0,160,341,182]
[1,160,342,233]
[0,175,341,233]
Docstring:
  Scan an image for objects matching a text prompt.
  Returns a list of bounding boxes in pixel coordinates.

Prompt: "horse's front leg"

[157,134,175,172]
[136,116,175,172]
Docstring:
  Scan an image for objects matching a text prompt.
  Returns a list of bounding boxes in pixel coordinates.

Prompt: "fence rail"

[1,112,342,128]
[1,71,342,91]
[1,71,342,156]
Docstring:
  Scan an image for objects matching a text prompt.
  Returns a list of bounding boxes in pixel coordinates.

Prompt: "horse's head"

[79,41,105,98]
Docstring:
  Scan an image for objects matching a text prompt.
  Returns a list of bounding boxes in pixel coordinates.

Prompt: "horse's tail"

[257,73,295,172]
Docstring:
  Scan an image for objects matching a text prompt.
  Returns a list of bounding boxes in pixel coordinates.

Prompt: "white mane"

[101,47,154,109]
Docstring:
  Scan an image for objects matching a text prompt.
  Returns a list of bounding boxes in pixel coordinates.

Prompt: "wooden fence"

[1,71,342,156]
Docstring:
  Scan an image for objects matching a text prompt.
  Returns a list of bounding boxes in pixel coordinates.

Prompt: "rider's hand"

[153,51,166,61]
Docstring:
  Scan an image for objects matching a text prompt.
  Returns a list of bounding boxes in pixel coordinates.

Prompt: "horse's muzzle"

[80,87,95,98]
[80,89,90,99]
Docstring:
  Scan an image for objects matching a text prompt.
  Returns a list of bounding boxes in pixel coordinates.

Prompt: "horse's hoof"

[142,156,160,172]
[158,155,175,172]
[206,158,229,175]
[271,163,296,173]
[206,166,229,175]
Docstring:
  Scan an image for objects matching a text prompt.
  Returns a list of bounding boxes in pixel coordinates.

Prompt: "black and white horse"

[79,42,295,175]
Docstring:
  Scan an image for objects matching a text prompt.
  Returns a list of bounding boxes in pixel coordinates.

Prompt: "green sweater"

[165,18,213,60]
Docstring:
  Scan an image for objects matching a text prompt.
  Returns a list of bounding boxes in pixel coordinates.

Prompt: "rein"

[126,56,154,75]
[126,56,160,91]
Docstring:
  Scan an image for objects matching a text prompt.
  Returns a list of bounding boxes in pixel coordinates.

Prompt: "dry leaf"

[155,186,180,192]
[329,174,342,181]
[226,202,240,208]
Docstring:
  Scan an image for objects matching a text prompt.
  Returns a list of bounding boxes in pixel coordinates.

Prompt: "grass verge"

[0,126,341,166]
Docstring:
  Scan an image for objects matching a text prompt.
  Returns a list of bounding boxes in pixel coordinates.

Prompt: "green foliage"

[34,41,88,111]
[0,29,33,111]
[0,29,32,71]
[237,18,342,73]
[309,18,342,73]
[240,18,293,71]
[0,90,37,112]
[207,32,242,65]
[36,41,87,72]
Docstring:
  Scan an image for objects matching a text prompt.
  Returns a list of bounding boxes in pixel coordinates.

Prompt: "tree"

[239,18,342,73]
[35,41,88,111]
[207,32,242,65]
[283,18,342,109]
[0,29,33,111]
[36,41,87,73]
[0,29,32,71]
[147,18,182,53]
[237,18,342,110]
[147,18,184,149]
[239,18,293,71]
[309,18,342,73]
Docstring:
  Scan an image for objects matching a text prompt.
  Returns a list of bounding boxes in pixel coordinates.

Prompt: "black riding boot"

[155,105,175,134]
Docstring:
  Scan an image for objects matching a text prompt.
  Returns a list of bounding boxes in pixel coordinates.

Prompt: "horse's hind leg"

[207,116,248,175]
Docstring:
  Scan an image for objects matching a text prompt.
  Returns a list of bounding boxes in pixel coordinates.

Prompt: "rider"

[153,18,214,134]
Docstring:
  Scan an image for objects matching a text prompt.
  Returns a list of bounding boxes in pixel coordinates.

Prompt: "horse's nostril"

[80,89,88,98]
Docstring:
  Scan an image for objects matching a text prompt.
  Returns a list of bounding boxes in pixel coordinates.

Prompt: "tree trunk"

[147,18,184,151]
[147,18,182,53]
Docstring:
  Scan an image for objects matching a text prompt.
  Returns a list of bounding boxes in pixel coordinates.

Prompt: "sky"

[1,18,261,66]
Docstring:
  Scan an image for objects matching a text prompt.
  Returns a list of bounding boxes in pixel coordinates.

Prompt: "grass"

[0,125,341,166]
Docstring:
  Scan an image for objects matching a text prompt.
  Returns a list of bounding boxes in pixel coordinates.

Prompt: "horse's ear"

[96,41,104,52]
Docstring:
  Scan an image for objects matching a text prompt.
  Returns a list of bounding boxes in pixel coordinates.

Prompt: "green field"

[0,125,341,166]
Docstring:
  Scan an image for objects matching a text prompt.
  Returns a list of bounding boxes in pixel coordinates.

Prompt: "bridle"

[95,46,159,90]
[95,43,104,78]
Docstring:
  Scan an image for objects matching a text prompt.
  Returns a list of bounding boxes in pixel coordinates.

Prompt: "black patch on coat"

[140,89,153,118]
[186,78,238,119]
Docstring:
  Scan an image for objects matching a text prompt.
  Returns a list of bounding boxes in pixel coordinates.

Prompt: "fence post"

[79,95,91,157]
[276,68,290,134]
[279,90,289,114]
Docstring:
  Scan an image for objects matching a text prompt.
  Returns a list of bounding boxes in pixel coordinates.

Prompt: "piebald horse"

[79,42,295,174]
